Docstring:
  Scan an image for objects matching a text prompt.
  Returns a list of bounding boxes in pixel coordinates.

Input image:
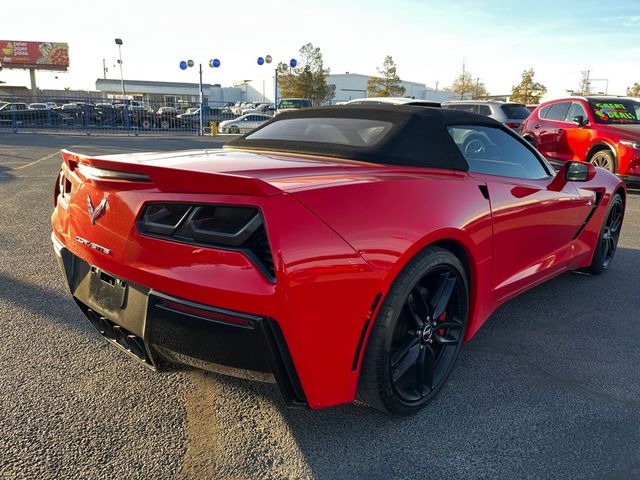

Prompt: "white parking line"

[14,152,60,170]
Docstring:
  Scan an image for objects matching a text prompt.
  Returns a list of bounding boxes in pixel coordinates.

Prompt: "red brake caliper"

[437,311,447,335]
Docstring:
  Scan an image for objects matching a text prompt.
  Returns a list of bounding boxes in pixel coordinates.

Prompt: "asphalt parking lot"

[1,132,639,480]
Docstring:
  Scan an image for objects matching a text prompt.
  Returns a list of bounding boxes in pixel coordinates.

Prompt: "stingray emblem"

[86,195,108,225]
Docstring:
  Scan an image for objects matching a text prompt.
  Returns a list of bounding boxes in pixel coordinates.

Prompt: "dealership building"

[94,72,458,106]
[327,73,458,103]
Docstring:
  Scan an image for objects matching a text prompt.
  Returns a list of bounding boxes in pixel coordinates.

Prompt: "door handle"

[557,128,564,133]
[534,124,540,129]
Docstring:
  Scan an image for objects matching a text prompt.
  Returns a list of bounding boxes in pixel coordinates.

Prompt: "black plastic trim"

[147,290,307,407]
[572,191,603,240]
[351,293,383,371]
[478,184,490,200]
[259,319,308,407]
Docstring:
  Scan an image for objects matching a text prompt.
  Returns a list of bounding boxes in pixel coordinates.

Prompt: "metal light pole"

[180,58,220,136]
[114,38,125,98]
[257,55,296,107]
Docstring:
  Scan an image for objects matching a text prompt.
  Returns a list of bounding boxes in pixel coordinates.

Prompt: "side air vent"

[137,203,276,282]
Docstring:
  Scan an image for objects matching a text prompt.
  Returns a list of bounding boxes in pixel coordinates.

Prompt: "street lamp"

[179,58,221,135]
[114,38,125,98]
[257,55,296,107]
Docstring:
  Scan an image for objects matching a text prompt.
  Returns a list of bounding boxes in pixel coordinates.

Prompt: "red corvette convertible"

[52,105,626,415]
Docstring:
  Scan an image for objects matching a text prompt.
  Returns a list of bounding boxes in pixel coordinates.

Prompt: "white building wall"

[327,73,459,103]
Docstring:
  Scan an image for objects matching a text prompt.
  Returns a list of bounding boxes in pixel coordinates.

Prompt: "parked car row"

[0,101,247,130]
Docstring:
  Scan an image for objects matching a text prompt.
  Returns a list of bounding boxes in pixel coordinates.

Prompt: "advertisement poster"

[1,40,69,70]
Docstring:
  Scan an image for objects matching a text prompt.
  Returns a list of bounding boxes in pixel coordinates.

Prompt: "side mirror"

[572,115,587,127]
[564,161,596,182]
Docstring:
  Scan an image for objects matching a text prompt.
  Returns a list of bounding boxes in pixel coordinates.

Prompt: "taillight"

[54,170,72,206]
[54,172,61,206]
[137,203,275,281]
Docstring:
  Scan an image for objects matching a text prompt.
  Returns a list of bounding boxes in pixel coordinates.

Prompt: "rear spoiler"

[60,150,281,196]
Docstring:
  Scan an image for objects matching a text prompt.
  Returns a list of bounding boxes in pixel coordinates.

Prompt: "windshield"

[588,100,640,125]
[278,99,312,109]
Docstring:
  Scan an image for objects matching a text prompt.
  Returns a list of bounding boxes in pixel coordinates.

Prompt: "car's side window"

[544,102,571,122]
[564,102,587,123]
[538,105,551,119]
[478,105,491,116]
[448,125,550,180]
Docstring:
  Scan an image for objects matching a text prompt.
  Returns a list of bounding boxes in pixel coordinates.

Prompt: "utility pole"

[102,59,108,80]
[580,69,591,95]
[475,77,480,99]
[461,58,467,100]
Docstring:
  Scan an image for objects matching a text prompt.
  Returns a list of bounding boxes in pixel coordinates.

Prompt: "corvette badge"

[86,195,107,225]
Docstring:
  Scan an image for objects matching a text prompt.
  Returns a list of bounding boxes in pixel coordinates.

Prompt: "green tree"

[627,82,640,97]
[276,43,335,105]
[510,69,547,104]
[367,56,406,97]
[447,65,488,99]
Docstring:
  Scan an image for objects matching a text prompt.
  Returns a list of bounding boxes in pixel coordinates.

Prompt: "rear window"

[245,117,393,146]
[443,104,477,113]
[500,104,531,120]
[588,100,640,124]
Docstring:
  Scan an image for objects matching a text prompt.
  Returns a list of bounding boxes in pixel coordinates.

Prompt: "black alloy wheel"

[583,193,624,274]
[358,246,469,415]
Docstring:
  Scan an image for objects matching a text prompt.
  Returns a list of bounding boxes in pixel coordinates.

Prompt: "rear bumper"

[52,233,307,407]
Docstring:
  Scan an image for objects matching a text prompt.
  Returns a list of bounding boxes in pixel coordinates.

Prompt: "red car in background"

[521,96,640,181]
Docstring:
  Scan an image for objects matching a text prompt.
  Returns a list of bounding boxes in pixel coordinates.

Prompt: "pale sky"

[1,0,639,100]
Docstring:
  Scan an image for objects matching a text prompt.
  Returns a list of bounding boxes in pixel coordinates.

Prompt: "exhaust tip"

[99,317,116,340]
[86,309,104,334]
[113,326,130,349]
[127,335,147,361]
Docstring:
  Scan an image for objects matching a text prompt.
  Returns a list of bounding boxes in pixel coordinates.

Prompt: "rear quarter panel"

[289,169,495,340]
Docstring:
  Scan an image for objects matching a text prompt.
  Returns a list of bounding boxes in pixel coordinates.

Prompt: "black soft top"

[227,104,505,171]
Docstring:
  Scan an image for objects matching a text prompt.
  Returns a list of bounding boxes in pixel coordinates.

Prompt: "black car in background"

[0,102,72,127]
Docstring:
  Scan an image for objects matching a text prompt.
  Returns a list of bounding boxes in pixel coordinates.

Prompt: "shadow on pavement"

[0,271,90,336]
[0,164,15,183]
[265,247,640,479]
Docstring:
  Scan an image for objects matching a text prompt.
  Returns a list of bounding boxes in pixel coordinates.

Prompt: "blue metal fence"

[0,93,275,135]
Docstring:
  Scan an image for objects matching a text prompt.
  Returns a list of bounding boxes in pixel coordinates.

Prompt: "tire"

[589,149,616,173]
[358,246,469,415]
[229,125,240,134]
[581,193,624,274]
[160,119,170,129]
[141,119,153,129]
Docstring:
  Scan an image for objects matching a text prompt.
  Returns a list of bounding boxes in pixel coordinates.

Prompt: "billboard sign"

[0,41,69,71]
